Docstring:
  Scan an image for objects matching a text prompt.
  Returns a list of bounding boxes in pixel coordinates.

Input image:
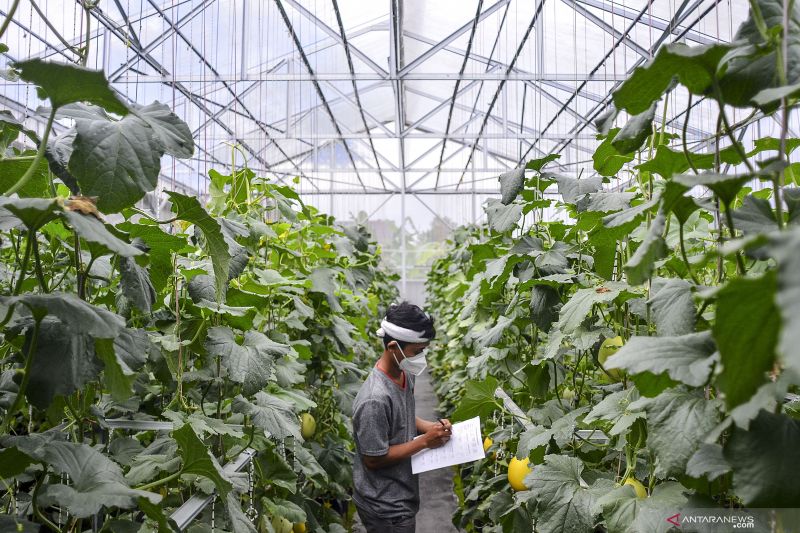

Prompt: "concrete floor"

[351,369,463,533]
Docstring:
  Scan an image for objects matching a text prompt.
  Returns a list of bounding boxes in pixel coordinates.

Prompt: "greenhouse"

[0,0,799,531]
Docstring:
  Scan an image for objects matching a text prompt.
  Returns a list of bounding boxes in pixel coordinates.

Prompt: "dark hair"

[382,301,436,349]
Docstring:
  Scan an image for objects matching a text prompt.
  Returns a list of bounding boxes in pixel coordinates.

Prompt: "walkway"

[352,369,463,533]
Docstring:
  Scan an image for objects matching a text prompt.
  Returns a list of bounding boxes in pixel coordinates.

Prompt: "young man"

[351,301,453,532]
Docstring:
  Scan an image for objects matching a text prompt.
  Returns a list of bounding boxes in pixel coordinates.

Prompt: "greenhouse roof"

[1,0,751,200]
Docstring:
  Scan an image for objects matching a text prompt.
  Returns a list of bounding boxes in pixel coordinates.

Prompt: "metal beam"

[281,0,388,77]
[273,0,368,191]
[398,0,511,76]
[111,72,631,82]
[562,0,650,57]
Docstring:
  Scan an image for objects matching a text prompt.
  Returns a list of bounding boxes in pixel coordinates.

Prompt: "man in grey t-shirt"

[352,302,452,532]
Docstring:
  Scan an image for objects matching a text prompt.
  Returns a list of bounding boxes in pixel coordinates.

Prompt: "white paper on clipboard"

[411,416,485,474]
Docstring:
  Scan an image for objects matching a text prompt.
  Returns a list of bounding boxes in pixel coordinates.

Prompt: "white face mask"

[392,344,428,376]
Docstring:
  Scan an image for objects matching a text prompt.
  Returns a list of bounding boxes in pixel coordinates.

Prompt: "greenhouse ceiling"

[0,0,751,203]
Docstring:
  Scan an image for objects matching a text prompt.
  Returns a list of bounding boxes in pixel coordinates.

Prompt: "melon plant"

[426,2,800,530]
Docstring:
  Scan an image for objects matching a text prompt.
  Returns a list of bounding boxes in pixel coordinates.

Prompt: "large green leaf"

[630,388,722,477]
[530,285,560,330]
[0,153,50,198]
[593,130,635,176]
[450,375,499,422]
[525,455,614,533]
[554,175,603,204]
[118,256,157,314]
[723,410,800,507]
[673,172,752,206]
[647,278,696,337]
[556,284,623,335]
[717,0,800,107]
[225,492,258,533]
[598,482,689,533]
[14,59,128,114]
[576,192,636,213]
[584,388,643,437]
[24,318,101,409]
[309,267,342,312]
[0,196,61,230]
[3,436,160,517]
[731,195,778,235]
[685,443,730,481]
[624,212,667,285]
[205,326,282,395]
[612,42,731,114]
[63,210,143,257]
[167,191,231,302]
[132,101,194,158]
[172,423,232,497]
[605,332,716,387]
[3,292,124,337]
[772,226,800,371]
[611,103,656,154]
[499,167,525,205]
[232,392,301,439]
[485,198,523,233]
[714,272,780,408]
[70,113,162,212]
[117,221,187,294]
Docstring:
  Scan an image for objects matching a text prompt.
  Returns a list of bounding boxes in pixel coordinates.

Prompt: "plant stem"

[0,0,20,41]
[81,3,91,67]
[4,106,58,196]
[723,204,747,275]
[713,84,754,173]
[13,229,34,295]
[1,317,41,434]
[32,465,61,533]
[682,93,699,174]
[31,235,49,292]
[135,470,182,492]
[678,223,700,285]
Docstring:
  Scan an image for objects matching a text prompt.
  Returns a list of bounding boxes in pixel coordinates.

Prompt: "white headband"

[376,318,431,343]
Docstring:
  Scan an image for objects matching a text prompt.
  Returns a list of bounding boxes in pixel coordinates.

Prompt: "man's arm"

[363,425,451,470]
[416,416,452,434]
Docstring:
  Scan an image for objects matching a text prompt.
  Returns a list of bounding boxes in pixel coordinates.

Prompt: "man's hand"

[422,423,451,449]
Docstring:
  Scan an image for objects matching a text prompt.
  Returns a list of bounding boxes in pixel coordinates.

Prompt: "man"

[351,301,453,532]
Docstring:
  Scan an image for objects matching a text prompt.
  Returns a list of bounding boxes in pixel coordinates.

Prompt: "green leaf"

[117,221,187,293]
[584,388,644,437]
[309,267,342,312]
[602,196,660,228]
[554,175,603,204]
[0,196,61,230]
[63,210,143,257]
[485,198,523,233]
[205,326,282,395]
[118,256,156,313]
[0,517,42,532]
[172,423,232,497]
[530,285,560,330]
[23,318,101,408]
[14,59,128,114]
[225,492,258,533]
[630,388,722,477]
[69,113,162,212]
[673,172,752,206]
[647,278,696,337]
[132,101,194,158]
[0,154,50,198]
[612,42,731,115]
[167,191,231,302]
[605,332,716,387]
[714,272,780,408]
[576,192,636,213]
[450,375,499,423]
[770,226,800,372]
[556,284,623,335]
[499,167,525,205]
[232,393,301,439]
[525,455,614,533]
[2,436,160,517]
[686,443,730,481]
[724,409,800,506]
[525,154,560,171]
[624,212,667,285]
[731,195,778,235]
[635,145,692,179]
[4,292,124,337]
[474,315,514,349]
[262,496,307,524]
[593,130,635,176]
[611,103,656,154]
[598,481,689,533]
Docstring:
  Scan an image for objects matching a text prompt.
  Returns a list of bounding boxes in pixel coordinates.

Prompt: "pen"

[437,418,450,432]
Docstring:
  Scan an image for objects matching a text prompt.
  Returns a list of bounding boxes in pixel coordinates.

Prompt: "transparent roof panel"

[0,0,774,204]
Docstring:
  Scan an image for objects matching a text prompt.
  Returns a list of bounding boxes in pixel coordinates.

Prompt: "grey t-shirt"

[351,365,418,518]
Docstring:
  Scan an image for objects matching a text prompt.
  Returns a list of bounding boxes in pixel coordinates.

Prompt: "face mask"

[392,344,428,376]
